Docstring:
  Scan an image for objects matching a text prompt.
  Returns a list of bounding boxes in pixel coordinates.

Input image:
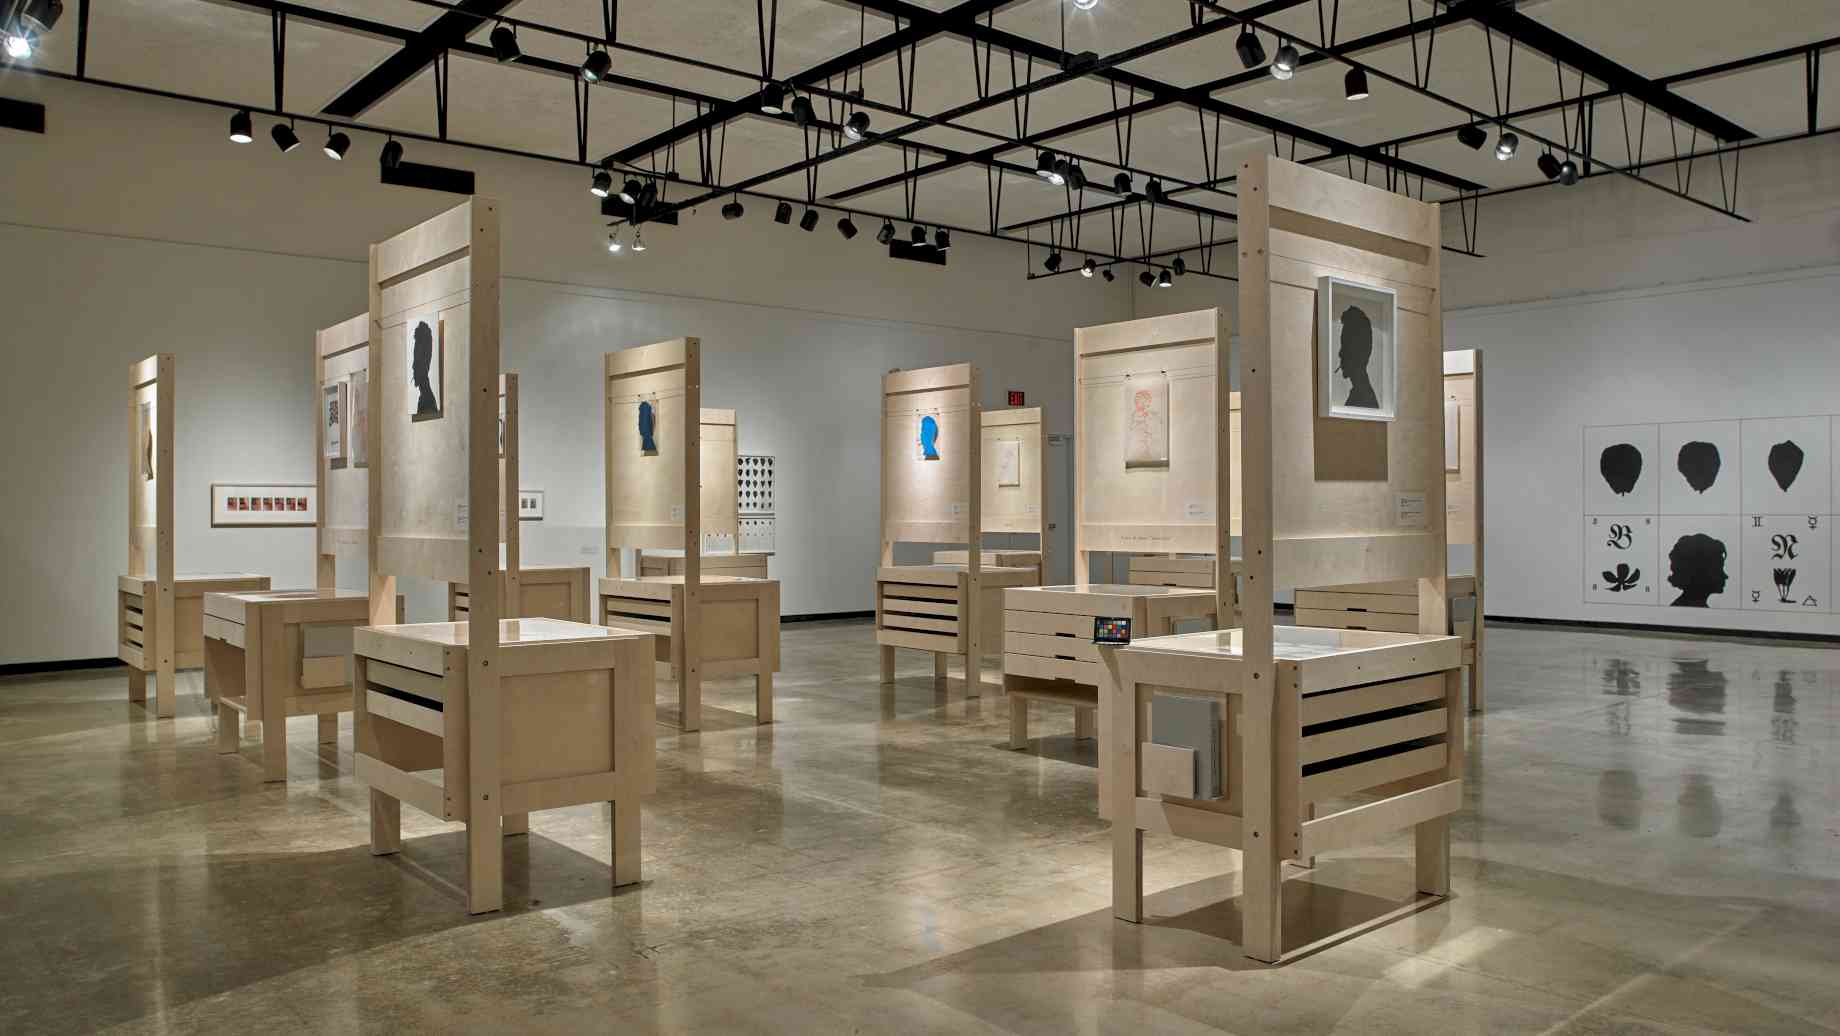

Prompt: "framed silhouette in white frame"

[1317,276,1397,422]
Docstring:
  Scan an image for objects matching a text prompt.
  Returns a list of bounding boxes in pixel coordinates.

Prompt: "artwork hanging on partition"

[1123,372,1169,469]
[210,483,317,527]
[638,399,658,454]
[916,413,941,461]
[407,316,442,422]
[1444,400,1461,472]
[139,401,155,481]
[323,381,347,463]
[1317,276,1397,422]
[347,370,369,468]
[995,439,1022,487]
[518,489,545,521]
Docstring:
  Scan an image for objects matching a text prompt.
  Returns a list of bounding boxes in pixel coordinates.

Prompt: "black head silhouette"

[1767,440,1804,492]
[411,321,439,420]
[1667,532,1728,607]
[1676,441,1720,493]
[1336,304,1377,409]
[1599,442,1643,496]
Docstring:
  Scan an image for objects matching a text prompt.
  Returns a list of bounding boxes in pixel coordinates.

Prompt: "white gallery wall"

[0,78,1116,665]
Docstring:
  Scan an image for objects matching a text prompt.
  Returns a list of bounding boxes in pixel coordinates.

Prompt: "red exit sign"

[1007,390,1025,406]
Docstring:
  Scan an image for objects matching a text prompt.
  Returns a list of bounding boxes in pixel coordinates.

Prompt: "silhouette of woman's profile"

[919,415,941,460]
[410,320,440,421]
[1336,305,1377,410]
[1667,532,1728,607]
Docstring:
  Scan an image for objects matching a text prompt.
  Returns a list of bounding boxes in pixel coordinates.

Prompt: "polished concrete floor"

[1,620,1836,1035]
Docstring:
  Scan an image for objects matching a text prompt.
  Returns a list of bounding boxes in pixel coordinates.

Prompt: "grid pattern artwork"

[1583,417,1837,614]
[738,454,775,553]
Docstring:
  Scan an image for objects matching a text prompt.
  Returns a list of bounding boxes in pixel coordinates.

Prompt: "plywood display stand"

[1108,154,1465,964]
[598,341,780,732]
[446,375,592,622]
[350,199,656,915]
[637,408,773,580]
[199,315,373,778]
[118,354,269,719]
[932,405,1049,585]
[1001,312,1233,803]
[1294,350,1485,711]
[875,364,1035,693]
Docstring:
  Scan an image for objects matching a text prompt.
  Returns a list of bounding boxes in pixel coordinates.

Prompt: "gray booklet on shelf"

[1151,692,1222,799]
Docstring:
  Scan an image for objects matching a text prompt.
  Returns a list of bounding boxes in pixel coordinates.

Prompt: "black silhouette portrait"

[140,403,154,482]
[638,400,657,453]
[1336,305,1377,410]
[1599,442,1643,496]
[1666,532,1728,607]
[1767,439,1804,492]
[410,320,441,422]
[1676,440,1720,493]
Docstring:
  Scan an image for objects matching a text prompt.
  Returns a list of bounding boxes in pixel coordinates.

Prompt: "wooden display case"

[634,408,773,580]
[203,588,369,780]
[876,564,1037,689]
[118,353,272,717]
[599,342,779,731]
[452,565,592,623]
[355,618,655,904]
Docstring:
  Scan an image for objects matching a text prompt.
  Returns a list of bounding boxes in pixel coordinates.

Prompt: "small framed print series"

[210,483,318,527]
[517,488,545,521]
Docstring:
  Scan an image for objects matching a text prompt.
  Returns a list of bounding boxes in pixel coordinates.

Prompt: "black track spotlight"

[637,180,657,209]
[590,169,613,198]
[1101,268,1116,282]
[799,208,820,232]
[322,129,350,160]
[760,81,785,114]
[1081,257,1097,279]
[489,23,520,63]
[581,48,611,83]
[3,0,59,58]
[876,219,896,245]
[1157,269,1173,288]
[1172,255,1187,277]
[1112,171,1133,195]
[3,27,33,59]
[722,198,745,220]
[1138,269,1155,287]
[1235,27,1266,70]
[1536,150,1562,181]
[228,109,254,143]
[1145,179,1166,205]
[619,178,641,204]
[837,214,859,239]
[1558,158,1579,186]
[270,121,300,153]
[1043,251,1063,273]
[1344,67,1370,101]
[790,95,815,128]
[379,138,403,170]
[1270,41,1299,81]
[1036,150,1058,182]
[910,224,927,244]
[844,110,871,141]
[1495,129,1519,161]
[1456,123,1487,150]
[1065,163,1087,190]
[934,227,951,250]
[773,200,793,224]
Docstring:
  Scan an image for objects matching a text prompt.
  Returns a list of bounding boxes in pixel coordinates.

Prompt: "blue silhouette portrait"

[918,415,941,461]
[638,400,657,453]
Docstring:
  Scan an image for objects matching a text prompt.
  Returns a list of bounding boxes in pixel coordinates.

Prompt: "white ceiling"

[10,0,1839,256]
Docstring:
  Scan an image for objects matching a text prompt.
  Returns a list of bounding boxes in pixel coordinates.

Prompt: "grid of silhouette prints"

[1583,417,1836,614]
[738,454,775,554]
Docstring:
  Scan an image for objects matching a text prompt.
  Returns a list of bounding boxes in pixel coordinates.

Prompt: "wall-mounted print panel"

[210,483,317,528]
[1739,415,1830,517]
[323,380,347,463]
[138,401,156,482]
[916,413,942,461]
[348,370,369,468]
[995,438,1023,487]
[1123,371,1170,469]
[1742,514,1829,612]
[517,488,544,521]
[738,454,774,514]
[407,315,443,422]
[1658,515,1740,610]
[1583,423,1660,517]
[1584,515,1659,605]
[1659,420,1739,516]
[1317,276,1397,422]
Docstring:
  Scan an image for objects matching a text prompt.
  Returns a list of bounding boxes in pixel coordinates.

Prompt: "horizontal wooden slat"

[1294,590,1420,614]
[1301,708,1448,766]
[881,597,958,618]
[118,644,145,669]
[879,582,960,602]
[1006,683,1098,709]
[1301,744,1446,803]
[199,614,241,649]
[1134,797,1243,846]
[1295,608,1421,634]
[1003,609,1092,637]
[1300,779,1462,858]
[355,754,450,820]
[365,659,447,703]
[600,596,673,618]
[367,688,444,737]
[877,627,961,653]
[601,615,673,637]
[300,655,347,690]
[881,613,959,635]
[1003,652,1097,685]
[1300,673,1446,726]
[501,772,625,814]
[1003,631,1098,663]
[290,690,351,716]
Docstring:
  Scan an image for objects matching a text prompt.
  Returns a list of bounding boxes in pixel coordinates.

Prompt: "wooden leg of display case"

[127,667,147,704]
[934,652,949,681]
[1074,706,1096,741]
[318,713,338,744]
[612,797,642,887]
[755,671,773,725]
[503,812,529,836]
[369,789,401,856]
[879,645,895,684]
[155,664,176,719]
[1112,677,1143,924]
[215,700,239,754]
[466,817,504,915]
[1241,691,1282,964]
[1009,695,1029,750]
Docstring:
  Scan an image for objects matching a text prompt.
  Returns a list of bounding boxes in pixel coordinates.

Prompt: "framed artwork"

[1317,276,1398,422]
[210,483,317,527]
[407,315,442,422]
[138,401,155,482]
[497,391,507,457]
[518,489,545,521]
[1443,400,1460,472]
[323,381,347,463]
[916,413,941,461]
[347,370,369,468]
[1123,372,1169,469]
[995,438,1022,487]
[638,399,658,454]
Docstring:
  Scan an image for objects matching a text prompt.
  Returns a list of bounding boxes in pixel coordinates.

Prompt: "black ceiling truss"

[321,0,515,118]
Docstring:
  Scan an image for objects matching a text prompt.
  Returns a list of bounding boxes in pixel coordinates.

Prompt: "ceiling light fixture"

[322,129,350,160]
[773,201,793,224]
[910,224,927,244]
[3,0,59,59]
[1172,255,1187,277]
[1081,258,1097,278]
[1073,0,1098,9]
[760,81,785,114]
[637,180,657,209]
[581,49,612,83]
[1101,268,1116,282]
[844,110,871,141]
[722,197,745,220]
[606,229,623,254]
[380,138,403,170]
[1270,41,1299,81]
[934,228,951,250]
[1234,27,1265,70]
[228,109,254,143]
[876,220,896,245]
[1145,179,1165,204]
[1138,270,1155,287]
[619,178,641,204]
[799,208,820,232]
[489,23,520,63]
[1495,129,1519,160]
[1044,251,1063,273]
[1157,269,1173,288]
[1536,150,1562,180]
[590,169,613,198]
[1558,158,1579,186]
[3,29,32,59]
[1456,123,1487,150]
[1065,163,1086,190]
[270,120,300,153]
[1036,150,1058,182]
[790,95,815,128]
[1344,67,1370,101]
[837,214,859,239]
[1112,171,1133,195]
[631,228,647,252]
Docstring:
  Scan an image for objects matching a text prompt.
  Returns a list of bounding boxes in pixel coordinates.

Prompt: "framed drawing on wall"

[518,488,545,521]
[323,381,347,463]
[210,483,318,527]
[1317,276,1397,422]
[1124,372,1170,469]
[407,314,442,422]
